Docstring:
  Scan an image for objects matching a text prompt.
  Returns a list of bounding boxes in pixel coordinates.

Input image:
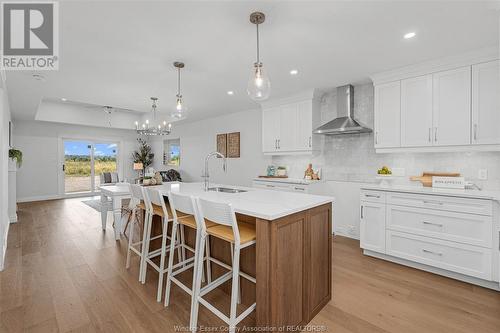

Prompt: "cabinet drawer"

[360,190,386,203]
[387,205,492,248]
[386,231,492,280]
[386,192,492,216]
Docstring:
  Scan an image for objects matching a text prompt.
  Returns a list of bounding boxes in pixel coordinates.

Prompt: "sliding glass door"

[63,140,118,195]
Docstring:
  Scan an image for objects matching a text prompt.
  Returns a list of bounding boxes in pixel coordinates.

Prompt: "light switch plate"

[478,169,488,180]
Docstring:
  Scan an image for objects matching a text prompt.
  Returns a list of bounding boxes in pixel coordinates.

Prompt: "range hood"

[313,85,372,135]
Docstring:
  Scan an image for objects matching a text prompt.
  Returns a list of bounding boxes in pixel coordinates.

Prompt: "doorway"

[63,140,118,195]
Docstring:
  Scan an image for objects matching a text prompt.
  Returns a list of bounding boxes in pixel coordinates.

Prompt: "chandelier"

[135,97,172,136]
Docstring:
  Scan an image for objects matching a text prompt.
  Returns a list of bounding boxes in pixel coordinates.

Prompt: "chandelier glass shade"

[135,97,172,136]
[171,61,187,119]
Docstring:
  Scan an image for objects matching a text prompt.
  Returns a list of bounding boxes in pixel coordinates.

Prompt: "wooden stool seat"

[178,214,217,229]
[206,221,256,245]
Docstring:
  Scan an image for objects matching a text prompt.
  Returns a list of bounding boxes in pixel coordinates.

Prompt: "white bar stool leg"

[156,216,169,302]
[164,219,179,307]
[228,244,241,333]
[190,231,206,333]
[138,210,150,282]
[125,209,136,269]
[141,212,153,284]
[205,235,212,284]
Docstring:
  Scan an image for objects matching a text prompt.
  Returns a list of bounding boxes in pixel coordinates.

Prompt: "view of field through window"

[64,141,117,193]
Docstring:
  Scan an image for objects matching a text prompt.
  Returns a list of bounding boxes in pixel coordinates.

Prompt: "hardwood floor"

[1,198,499,332]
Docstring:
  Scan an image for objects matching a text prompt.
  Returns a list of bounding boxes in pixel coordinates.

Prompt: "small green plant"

[132,138,154,173]
[8,148,23,167]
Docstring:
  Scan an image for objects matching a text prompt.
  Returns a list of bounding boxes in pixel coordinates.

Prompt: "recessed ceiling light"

[404,32,416,39]
[227,91,234,95]
[61,98,67,102]
[290,69,299,75]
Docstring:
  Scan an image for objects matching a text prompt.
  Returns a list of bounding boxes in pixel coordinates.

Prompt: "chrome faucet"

[203,152,227,191]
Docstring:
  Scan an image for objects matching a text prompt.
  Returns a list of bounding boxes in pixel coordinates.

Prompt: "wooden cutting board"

[410,172,461,187]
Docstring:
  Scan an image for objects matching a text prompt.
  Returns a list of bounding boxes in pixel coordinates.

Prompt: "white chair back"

[197,198,240,243]
[129,183,145,201]
[146,187,169,218]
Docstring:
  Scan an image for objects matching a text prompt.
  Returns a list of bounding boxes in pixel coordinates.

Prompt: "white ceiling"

[6,1,499,125]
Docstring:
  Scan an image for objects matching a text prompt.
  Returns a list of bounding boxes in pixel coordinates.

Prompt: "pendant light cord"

[177,67,181,96]
[256,23,260,63]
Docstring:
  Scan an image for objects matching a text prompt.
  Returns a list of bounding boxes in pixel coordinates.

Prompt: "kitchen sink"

[208,187,247,193]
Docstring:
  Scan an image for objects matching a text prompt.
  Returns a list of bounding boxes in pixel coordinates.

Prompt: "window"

[164,138,180,166]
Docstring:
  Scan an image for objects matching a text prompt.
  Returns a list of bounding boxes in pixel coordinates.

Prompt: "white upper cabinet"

[278,103,298,151]
[432,67,471,146]
[262,107,280,153]
[401,75,433,147]
[261,92,319,155]
[472,60,500,145]
[296,100,313,151]
[374,81,401,148]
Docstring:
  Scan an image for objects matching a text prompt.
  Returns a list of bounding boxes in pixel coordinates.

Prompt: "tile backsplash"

[273,83,500,190]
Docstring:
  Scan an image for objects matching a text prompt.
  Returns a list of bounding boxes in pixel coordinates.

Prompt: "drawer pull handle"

[294,187,305,191]
[266,184,275,188]
[422,221,443,227]
[423,200,444,205]
[422,249,443,256]
[365,194,381,198]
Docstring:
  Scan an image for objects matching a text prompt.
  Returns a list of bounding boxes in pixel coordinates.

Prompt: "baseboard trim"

[0,221,10,271]
[17,194,62,203]
[9,213,17,223]
[364,250,500,291]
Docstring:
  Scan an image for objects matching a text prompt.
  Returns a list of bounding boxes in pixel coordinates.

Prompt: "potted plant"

[132,138,154,178]
[8,148,23,168]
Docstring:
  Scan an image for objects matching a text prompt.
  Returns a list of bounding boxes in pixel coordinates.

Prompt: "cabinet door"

[360,201,386,253]
[432,67,471,146]
[401,75,433,147]
[296,100,313,151]
[374,81,401,148]
[472,60,500,145]
[279,103,298,151]
[262,107,280,152]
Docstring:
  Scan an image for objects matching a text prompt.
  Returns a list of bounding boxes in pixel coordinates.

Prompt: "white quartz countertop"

[101,182,334,220]
[253,177,324,185]
[361,184,500,201]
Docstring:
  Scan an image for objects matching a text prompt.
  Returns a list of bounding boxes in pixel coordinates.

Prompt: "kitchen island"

[100,182,334,330]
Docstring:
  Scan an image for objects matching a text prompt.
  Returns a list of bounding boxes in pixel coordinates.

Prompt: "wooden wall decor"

[227,132,240,158]
[216,133,227,156]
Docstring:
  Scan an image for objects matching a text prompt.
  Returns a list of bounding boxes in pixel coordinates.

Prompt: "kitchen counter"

[253,177,325,185]
[361,183,500,201]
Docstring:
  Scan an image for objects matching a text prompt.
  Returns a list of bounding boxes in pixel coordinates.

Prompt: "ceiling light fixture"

[171,61,186,119]
[61,98,67,102]
[227,91,234,95]
[404,32,416,39]
[135,97,172,136]
[290,69,299,75]
[247,11,270,101]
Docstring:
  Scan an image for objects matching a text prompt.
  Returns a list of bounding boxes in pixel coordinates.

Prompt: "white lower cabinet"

[360,200,386,254]
[360,189,499,287]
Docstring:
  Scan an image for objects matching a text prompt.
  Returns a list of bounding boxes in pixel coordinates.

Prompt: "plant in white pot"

[8,148,22,168]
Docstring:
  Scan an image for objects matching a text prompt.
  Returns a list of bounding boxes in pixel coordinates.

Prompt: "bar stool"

[164,192,215,309]
[125,184,149,282]
[141,187,184,302]
[191,198,256,333]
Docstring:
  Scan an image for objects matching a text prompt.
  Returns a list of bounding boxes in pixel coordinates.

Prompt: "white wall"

[0,86,11,270]
[274,83,500,238]
[13,120,139,202]
[151,108,271,187]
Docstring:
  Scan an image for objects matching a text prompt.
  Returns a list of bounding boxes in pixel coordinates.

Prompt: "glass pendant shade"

[247,62,271,101]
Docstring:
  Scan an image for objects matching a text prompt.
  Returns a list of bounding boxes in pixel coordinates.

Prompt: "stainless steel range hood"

[313,84,372,135]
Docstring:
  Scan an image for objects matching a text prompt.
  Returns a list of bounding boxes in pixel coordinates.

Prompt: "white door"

[279,103,298,151]
[432,67,471,146]
[262,107,280,152]
[401,75,433,147]
[472,60,500,145]
[360,201,386,253]
[374,81,401,148]
[296,100,313,151]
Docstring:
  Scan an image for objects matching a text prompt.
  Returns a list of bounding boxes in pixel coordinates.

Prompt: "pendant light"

[172,61,186,119]
[247,12,270,101]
